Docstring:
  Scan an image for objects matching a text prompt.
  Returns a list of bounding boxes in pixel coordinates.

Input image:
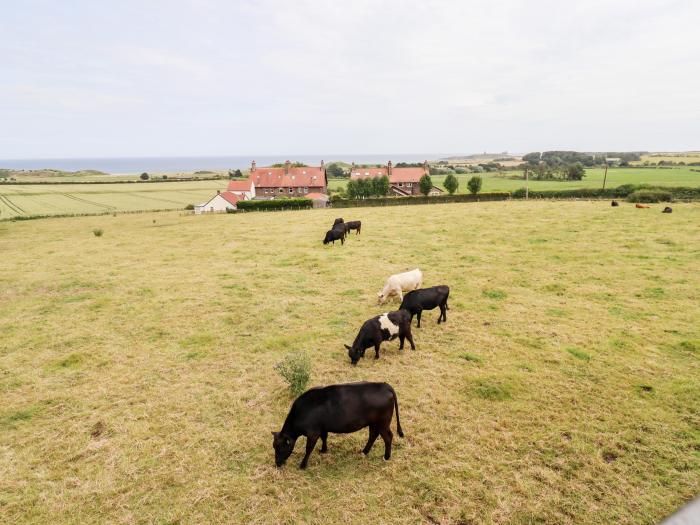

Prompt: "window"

[279,188,284,193]
[398,182,403,187]
[289,188,294,194]
[304,187,308,193]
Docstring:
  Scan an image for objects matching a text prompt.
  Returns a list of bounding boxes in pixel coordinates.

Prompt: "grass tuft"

[566,347,591,361]
[482,289,507,300]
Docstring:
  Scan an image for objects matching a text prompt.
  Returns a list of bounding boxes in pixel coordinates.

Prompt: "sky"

[1,0,699,159]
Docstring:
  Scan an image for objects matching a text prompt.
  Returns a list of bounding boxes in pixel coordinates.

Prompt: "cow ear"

[344,344,351,350]
[271,431,278,437]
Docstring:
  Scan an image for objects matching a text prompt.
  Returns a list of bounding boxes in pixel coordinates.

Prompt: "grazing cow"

[333,218,344,227]
[323,226,346,245]
[399,285,450,328]
[272,382,404,469]
[611,200,620,207]
[377,268,423,304]
[345,220,362,235]
[635,203,650,209]
[662,206,673,213]
[345,310,415,365]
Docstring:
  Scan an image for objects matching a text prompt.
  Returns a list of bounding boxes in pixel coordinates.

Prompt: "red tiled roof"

[251,166,326,188]
[227,179,253,192]
[218,191,242,206]
[350,166,427,184]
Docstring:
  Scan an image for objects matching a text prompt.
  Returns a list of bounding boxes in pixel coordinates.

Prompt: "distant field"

[637,153,700,165]
[0,180,224,218]
[1,201,698,524]
[329,167,700,194]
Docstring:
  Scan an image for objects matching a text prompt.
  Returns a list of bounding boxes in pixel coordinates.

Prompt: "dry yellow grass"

[1,201,698,524]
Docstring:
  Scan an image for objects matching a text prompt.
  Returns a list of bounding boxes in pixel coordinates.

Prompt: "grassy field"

[0,180,224,219]
[329,167,700,195]
[1,201,698,524]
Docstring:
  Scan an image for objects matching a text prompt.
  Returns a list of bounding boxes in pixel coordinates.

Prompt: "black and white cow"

[399,285,450,328]
[344,310,415,365]
[272,382,404,469]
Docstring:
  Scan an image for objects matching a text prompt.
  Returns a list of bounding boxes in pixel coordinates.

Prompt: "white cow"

[377,268,423,304]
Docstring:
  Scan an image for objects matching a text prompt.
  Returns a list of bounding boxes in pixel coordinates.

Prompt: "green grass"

[328,166,700,195]
[0,201,698,524]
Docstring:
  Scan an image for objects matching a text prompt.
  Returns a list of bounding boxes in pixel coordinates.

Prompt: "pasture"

[1,201,698,524]
[328,166,700,195]
[0,180,223,219]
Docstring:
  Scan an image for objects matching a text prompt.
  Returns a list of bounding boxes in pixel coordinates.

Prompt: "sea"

[0,154,451,174]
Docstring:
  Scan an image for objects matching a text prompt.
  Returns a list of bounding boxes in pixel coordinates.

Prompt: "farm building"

[249,160,327,198]
[226,178,255,200]
[350,160,430,196]
[306,192,329,208]
[194,191,242,214]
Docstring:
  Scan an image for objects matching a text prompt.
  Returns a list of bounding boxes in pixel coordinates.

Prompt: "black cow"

[662,206,673,213]
[399,285,450,328]
[323,225,346,245]
[272,382,403,469]
[333,218,344,226]
[611,200,620,207]
[344,310,415,365]
[345,220,361,235]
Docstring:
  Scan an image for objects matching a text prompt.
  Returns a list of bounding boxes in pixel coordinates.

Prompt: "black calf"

[399,285,450,328]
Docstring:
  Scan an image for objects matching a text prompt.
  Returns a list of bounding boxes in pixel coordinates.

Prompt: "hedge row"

[626,190,673,203]
[331,192,510,208]
[0,177,224,186]
[511,184,700,200]
[237,198,313,211]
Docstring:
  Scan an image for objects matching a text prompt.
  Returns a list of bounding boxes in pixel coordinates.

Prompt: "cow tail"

[392,387,404,437]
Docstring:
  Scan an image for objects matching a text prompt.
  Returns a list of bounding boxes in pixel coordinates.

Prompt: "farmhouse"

[350,161,430,196]
[250,160,327,198]
[194,190,242,214]
[226,178,255,200]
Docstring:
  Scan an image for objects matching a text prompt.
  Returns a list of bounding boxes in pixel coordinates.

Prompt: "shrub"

[139,172,149,181]
[444,173,459,194]
[467,176,483,194]
[626,190,673,203]
[92,228,103,237]
[419,174,433,196]
[274,351,311,395]
[237,198,312,211]
[184,204,195,210]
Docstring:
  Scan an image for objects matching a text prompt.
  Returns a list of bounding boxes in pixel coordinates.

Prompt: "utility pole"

[602,160,609,190]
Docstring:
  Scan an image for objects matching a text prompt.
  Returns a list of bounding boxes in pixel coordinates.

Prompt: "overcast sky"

[1,0,699,159]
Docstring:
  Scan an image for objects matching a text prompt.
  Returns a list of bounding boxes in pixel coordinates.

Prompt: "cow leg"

[406,327,416,350]
[416,310,422,328]
[340,236,344,245]
[300,434,319,469]
[363,426,380,455]
[380,427,394,460]
[399,334,405,350]
[320,432,328,453]
[440,303,447,323]
[374,342,381,359]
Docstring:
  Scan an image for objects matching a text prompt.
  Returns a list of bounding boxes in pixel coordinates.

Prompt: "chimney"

[320,159,324,170]
[251,160,256,172]
[387,160,393,176]
[284,160,291,174]
[216,190,220,194]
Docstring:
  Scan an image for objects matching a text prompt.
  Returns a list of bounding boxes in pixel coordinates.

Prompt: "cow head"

[344,343,362,365]
[323,231,333,245]
[271,431,296,467]
[377,291,387,304]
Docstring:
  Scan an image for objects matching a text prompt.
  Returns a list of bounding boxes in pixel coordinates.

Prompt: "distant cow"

[272,382,403,469]
[662,206,673,213]
[399,285,450,328]
[345,220,361,235]
[323,226,346,245]
[377,268,423,304]
[611,200,619,207]
[635,203,650,209]
[345,310,415,365]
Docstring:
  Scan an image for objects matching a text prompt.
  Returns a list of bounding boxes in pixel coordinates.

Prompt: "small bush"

[274,351,311,395]
[467,176,483,194]
[92,228,103,237]
[140,172,149,181]
[626,190,673,203]
[185,204,195,210]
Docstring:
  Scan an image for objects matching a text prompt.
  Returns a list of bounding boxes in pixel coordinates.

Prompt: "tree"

[140,172,149,180]
[444,173,459,194]
[346,179,358,199]
[566,162,586,181]
[419,174,433,196]
[467,175,482,194]
[326,163,345,178]
[375,175,390,196]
